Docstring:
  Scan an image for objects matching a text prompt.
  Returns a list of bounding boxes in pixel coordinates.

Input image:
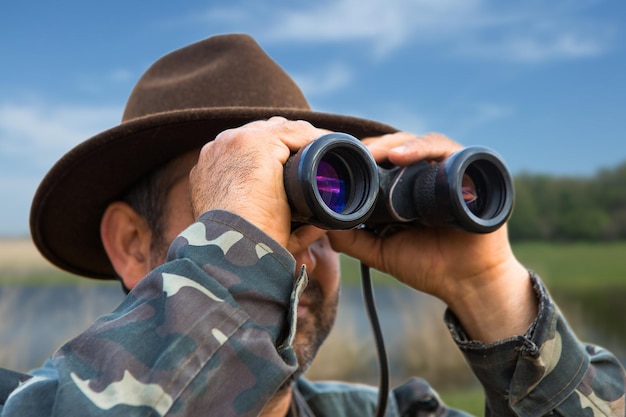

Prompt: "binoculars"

[284,133,514,234]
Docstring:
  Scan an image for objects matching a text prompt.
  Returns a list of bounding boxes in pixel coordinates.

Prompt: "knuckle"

[267,115,288,124]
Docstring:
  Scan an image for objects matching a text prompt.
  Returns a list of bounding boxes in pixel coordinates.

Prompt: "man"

[4,34,623,416]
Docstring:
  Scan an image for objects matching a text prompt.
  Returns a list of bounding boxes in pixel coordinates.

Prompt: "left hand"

[327,132,534,343]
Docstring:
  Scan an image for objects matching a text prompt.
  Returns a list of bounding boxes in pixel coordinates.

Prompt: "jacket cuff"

[445,272,589,415]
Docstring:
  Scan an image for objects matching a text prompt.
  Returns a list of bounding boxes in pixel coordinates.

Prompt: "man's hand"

[328,132,535,343]
[189,117,327,247]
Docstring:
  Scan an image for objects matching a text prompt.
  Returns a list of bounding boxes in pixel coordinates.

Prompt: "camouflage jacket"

[1,210,624,416]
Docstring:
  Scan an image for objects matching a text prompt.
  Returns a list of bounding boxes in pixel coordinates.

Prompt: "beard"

[281,277,339,389]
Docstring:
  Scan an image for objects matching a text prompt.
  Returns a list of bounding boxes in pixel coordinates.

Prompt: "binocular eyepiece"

[284,133,514,234]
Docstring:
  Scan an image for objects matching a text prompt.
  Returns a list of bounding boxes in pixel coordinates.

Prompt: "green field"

[340,241,626,289]
[440,387,485,416]
[512,241,626,289]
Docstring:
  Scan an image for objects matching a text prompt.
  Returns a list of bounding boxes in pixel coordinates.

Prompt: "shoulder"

[294,377,465,417]
[295,378,385,416]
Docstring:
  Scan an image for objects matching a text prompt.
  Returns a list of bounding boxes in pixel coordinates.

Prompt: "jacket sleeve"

[446,272,626,416]
[2,210,306,417]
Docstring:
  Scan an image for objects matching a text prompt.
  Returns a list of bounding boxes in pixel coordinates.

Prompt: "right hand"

[189,117,328,247]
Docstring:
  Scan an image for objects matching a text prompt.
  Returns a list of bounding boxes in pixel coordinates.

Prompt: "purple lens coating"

[461,173,480,215]
[316,160,347,212]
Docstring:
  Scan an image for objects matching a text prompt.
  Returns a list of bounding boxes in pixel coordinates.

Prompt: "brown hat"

[29,33,397,280]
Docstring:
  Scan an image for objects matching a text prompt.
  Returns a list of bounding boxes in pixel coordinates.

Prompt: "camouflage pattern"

[1,209,624,416]
[447,273,626,416]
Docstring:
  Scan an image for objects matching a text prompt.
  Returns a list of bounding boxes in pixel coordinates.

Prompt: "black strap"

[0,368,31,405]
[288,385,317,417]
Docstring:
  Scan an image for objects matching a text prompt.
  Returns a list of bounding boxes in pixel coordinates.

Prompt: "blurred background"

[1,1,625,414]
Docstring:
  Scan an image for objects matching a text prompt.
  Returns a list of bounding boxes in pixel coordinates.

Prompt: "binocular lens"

[461,173,481,216]
[316,158,348,213]
[460,158,509,225]
[284,133,379,229]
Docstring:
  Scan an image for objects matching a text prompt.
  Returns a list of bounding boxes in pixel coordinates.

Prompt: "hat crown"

[123,34,311,122]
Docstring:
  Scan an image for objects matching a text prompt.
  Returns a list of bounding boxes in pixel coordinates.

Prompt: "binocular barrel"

[284,133,514,233]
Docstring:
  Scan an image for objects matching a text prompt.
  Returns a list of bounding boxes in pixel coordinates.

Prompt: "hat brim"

[30,107,397,280]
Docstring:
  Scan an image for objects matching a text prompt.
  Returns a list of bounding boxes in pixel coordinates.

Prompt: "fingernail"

[391,145,407,154]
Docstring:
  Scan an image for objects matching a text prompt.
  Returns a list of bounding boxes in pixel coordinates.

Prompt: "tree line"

[508,160,626,241]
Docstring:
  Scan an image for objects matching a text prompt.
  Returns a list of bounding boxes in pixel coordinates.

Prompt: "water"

[551,288,626,364]
[0,284,124,371]
[0,283,623,388]
[0,283,446,372]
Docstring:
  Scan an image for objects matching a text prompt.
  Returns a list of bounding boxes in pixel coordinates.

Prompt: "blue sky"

[1,0,625,236]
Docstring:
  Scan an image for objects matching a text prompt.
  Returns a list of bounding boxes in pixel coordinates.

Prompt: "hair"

[117,163,176,292]
[122,165,170,257]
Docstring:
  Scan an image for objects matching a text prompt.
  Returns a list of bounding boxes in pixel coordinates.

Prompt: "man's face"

[141,151,341,377]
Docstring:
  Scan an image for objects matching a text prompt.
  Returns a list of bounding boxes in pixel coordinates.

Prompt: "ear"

[100,202,153,290]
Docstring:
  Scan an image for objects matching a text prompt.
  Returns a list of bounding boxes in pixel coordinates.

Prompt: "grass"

[340,240,626,289]
[0,237,102,285]
[512,241,626,289]
[440,387,485,416]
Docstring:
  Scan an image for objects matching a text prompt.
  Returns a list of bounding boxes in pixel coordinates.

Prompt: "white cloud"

[0,100,121,170]
[453,24,608,63]
[194,0,612,62]
[291,63,353,97]
[352,100,513,140]
[471,102,515,123]
[449,102,516,140]
[108,69,134,83]
[0,100,121,235]
[366,102,430,135]
[76,68,135,94]
[199,0,481,57]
